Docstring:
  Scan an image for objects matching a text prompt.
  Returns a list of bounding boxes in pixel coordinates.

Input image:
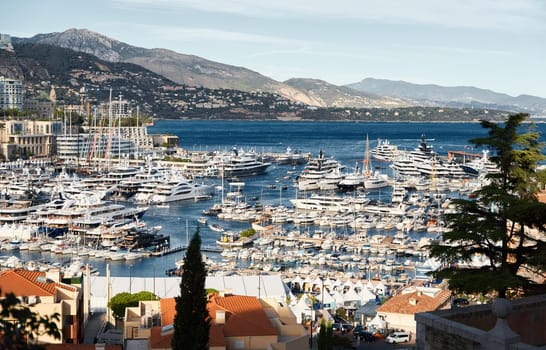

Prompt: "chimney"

[45,268,61,283]
[216,310,226,325]
[409,298,418,306]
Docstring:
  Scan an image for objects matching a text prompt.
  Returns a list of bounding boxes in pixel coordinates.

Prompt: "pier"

[152,244,222,256]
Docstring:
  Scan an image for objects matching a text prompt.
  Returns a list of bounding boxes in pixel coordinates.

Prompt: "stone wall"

[415,294,546,350]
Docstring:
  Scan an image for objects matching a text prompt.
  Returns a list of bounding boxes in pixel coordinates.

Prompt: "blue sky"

[4,0,545,98]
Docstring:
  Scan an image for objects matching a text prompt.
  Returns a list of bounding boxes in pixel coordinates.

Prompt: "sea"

[11,120,546,278]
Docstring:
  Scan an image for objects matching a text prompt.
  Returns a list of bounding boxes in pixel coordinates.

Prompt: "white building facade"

[0,77,23,111]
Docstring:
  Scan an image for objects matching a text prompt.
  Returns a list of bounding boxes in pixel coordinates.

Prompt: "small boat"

[208,223,224,232]
[197,216,207,224]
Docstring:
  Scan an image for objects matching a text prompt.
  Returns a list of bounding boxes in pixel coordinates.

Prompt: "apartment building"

[122,293,308,350]
[0,268,84,345]
[0,119,63,160]
[0,76,23,111]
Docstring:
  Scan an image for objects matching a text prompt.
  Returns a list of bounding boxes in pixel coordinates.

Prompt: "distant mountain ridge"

[9,28,546,114]
[283,78,410,108]
[11,28,406,109]
[346,78,546,115]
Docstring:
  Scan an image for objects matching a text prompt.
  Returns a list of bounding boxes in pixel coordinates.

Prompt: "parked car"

[359,331,377,342]
[453,297,470,306]
[385,331,411,343]
[352,325,377,342]
[331,323,341,332]
[341,323,353,333]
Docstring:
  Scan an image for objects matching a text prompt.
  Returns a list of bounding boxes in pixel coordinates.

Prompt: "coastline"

[151,117,494,123]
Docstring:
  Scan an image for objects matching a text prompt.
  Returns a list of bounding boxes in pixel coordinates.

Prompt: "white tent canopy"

[291,293,313,323]
[369,314,386,329]
[359,287,377,303]
[90,274,288,312]
[343,287,361,303]
[333,289,345,307]
[316,290,336,309]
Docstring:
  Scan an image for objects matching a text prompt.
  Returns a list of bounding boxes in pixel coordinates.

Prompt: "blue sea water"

[13,120,546,277]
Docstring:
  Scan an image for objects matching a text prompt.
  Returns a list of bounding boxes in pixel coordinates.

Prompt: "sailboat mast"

[363,133,370,176]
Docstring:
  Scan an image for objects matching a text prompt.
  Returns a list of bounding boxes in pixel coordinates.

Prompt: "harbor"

[0,120,511,286]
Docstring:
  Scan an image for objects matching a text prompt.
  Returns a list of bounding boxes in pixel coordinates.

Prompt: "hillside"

[0,42,306,119]
[283,78,410,109]
[346,78,546,115]
[0,37,509,122]
[12,28,403,109]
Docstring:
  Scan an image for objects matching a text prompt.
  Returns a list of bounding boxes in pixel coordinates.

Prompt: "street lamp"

[321,276,325,310]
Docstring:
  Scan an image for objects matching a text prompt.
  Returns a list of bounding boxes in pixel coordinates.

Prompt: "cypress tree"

[317,318,326,350]
[172,229,210,350]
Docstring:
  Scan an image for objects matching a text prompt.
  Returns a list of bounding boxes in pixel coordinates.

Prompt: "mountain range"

[8,28,546,115]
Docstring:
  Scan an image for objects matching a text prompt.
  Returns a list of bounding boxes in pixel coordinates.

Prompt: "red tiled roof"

[209,294,278,337]
[377,289,452,314]
[154,298,227,348]
[157,294,278,345]
[0,269,77,296]
[149,324,226,349]
[150,326,173,349]
[160,298,176,325]
[47,345,122,350]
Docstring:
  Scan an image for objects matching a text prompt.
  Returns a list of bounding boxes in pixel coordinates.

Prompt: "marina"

[1,120,545,283]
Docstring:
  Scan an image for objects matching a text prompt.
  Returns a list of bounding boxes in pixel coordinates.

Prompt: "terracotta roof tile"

[377,289,451,314]
[0,269,73,296]
[210,294,278,337]
[149,324,226,349]
[46,344,122,350]
[160,298,176,325]
[150,326,173,349]
[159,294,278,342]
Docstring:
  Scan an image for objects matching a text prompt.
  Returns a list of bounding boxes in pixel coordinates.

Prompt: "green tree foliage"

[429,113,546,298]
[317,319,335,350]
[172,229,210,350]
[0,289,60,349]
[108,291,158,320]
[317,319,327,350]
[240,228,256,238]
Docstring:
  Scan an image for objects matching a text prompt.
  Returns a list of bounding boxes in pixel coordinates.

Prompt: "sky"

[4,0,546,98]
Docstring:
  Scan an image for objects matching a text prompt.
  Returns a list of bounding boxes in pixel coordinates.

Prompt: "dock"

[152,244,222,256]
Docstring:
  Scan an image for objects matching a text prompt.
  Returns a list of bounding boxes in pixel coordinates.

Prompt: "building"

[415,294,546,350]
[56,132,140,162]
[151,134,179,148]
[376,286,451,334]
[97,98,131,120]
[137,293,308,350]
[88,274,291,313]
[0,33,13,51]
[24,98,56,118]
[0,76,23,111]
[0,120,63,160]
[0,268,84,345]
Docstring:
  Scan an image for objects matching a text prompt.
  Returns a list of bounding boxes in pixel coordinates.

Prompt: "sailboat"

[362,134,391,190]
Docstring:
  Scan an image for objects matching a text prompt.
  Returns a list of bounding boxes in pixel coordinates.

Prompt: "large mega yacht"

[217,148,271,178]
[149,178,213,204]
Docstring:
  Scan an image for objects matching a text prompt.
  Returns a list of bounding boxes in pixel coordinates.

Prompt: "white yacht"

[337,171,365,192]
[290,194,367,213]
[364,172,391,190]
[149,178,213,204]
[217,149,271,178]
[460,150,499,176]
[391,184,407,203]
[275,146,307,165]
[297,150,343,191]
[391,154,421,178]
[371,138,399,162]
